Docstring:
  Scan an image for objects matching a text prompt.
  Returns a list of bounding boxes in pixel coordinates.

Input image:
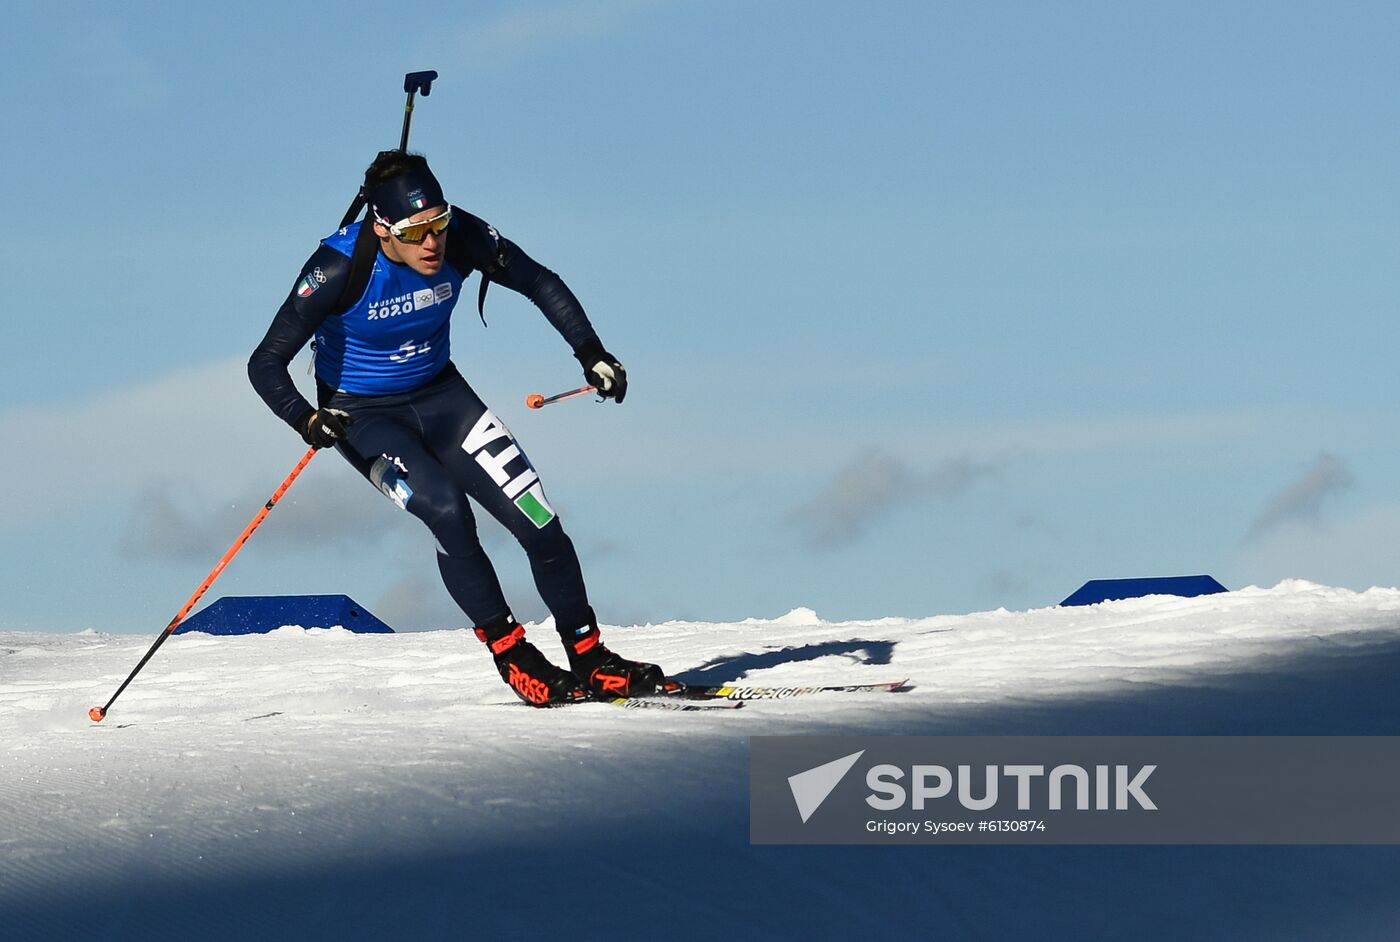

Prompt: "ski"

[675,678,911,701]
[517,677,911,709]
[523,688,744,711]
[596,695,743,712]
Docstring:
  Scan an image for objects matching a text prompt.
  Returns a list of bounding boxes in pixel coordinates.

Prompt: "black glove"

[298,408,354,449]
[574,341,627,403]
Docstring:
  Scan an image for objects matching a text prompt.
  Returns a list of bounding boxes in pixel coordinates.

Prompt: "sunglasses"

[374,206,452,244]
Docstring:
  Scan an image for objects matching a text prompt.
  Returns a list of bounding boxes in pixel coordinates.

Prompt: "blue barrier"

[1060,575,1228,607]
[174,595,394,635]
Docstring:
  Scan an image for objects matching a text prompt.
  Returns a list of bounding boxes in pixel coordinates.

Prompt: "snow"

[3,581,1400,940]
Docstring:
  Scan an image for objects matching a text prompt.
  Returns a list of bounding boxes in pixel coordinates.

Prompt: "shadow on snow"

[8,638,1400,942]
[673,639,897,685]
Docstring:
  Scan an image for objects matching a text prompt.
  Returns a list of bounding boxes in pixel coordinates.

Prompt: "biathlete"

[249,150,664,705]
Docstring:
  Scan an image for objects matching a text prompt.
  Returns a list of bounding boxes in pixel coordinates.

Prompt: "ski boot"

[559,613,666,698]
[476,616,589,707]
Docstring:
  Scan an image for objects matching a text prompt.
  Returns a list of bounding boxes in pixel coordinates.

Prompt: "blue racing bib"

[313,222,465,394]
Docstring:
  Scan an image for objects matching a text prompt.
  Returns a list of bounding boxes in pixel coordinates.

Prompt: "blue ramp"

[175,595,394,635]
[1060,576,1228,608]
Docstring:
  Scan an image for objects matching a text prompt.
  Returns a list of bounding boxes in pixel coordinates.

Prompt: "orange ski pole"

[525,384,596,409]
[89,447,318,723]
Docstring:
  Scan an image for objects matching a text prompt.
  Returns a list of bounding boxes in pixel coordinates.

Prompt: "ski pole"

[525,385,597,409]
[88,447,318,723]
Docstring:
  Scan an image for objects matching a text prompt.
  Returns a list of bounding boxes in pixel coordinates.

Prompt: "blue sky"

[2,1,1398,633]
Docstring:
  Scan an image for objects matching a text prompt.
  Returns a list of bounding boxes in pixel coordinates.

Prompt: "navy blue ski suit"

[248,208,604,633]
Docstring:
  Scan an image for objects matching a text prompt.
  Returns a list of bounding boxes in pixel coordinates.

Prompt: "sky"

[1,0,1398,633]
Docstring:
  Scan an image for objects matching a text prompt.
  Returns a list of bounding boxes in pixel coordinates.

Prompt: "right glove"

[298,408,354,449]
[574,341,628,404]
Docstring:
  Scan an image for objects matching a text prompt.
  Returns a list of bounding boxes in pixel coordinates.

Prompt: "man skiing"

[248,150,664,706]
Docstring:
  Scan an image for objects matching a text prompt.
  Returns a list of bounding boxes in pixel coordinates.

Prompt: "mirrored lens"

[394,211,452,244]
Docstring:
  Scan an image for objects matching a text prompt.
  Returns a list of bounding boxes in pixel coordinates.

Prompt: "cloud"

[118,469,413,562]
[373,569,555,633]
[1231,501,1400,593]
[426,0,673,72]
[0,353,428,558]
[373,573,467,632]
[1243,451,1356,543]
[0,357,291,529]
[982,568,1030,599]
[785,449,1002,550]
[119,484,233,561]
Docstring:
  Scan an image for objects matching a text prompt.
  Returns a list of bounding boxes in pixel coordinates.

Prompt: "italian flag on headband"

[411,196,427,209]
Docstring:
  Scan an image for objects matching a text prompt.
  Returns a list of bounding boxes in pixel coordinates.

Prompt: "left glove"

[298,408,354,449]
[574,341,627,404]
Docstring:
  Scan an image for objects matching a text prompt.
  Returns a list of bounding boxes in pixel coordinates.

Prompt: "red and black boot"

[560,614,666,698]
[476,616,589,707]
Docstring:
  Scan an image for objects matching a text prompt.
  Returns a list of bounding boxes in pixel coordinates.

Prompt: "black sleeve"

[248,244,352,431]
[449,206,601,353]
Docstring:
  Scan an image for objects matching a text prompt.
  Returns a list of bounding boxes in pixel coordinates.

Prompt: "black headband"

[369,165,446,222]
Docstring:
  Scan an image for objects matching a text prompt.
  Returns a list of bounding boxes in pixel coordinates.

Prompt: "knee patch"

[369,455,414,510]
